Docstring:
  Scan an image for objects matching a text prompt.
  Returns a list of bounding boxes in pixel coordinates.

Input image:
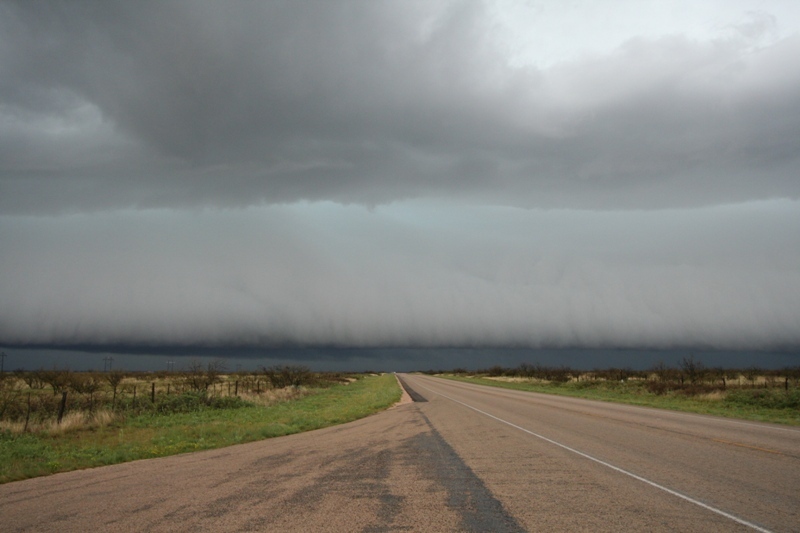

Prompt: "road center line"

[411,379,774,533]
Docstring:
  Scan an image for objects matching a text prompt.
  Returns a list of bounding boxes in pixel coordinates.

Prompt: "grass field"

[438,374,800,426]
[0,373,401,484]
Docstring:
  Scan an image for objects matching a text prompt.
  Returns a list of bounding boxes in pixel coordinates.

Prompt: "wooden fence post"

[57,391,67,425]
[24,392,31,432]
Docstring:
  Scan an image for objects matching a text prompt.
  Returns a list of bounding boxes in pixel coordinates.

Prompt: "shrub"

[183,360,226,391]
[150,391,250,414]
[646,381,672,395]
[260,365,313,388]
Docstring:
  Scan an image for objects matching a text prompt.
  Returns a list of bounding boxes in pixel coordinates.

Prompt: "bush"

[112,391,251,415]
[260,365,314,388]
[151,391,250,414]
[646,381,672,395]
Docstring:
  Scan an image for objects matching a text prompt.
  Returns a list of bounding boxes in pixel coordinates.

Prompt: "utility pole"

[0,351,6,374]
[103,356,114,371]
[167,360,174,372]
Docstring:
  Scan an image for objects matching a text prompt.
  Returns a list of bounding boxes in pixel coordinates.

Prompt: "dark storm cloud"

[1,1,799,213]
[1,1,799,364]
[2,202,799,350]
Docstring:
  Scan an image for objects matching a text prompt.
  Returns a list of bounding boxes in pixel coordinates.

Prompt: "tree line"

[422,357,800,394]
[0,362,353,431]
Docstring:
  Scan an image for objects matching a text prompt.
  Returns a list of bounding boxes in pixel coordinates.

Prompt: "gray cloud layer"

[2,202,799,350]
[2,1,799,213]
[1,2,799,357]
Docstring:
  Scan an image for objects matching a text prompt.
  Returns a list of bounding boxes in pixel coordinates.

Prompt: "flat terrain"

[1,374,798,532]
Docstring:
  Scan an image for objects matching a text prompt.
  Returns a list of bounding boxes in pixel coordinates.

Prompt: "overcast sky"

[1,1,799,369]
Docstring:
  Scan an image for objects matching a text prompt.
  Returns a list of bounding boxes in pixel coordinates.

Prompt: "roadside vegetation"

[0,364,400,483]
[431,358,800,426]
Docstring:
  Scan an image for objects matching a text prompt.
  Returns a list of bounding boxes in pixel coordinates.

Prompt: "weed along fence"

[0,364,341,434]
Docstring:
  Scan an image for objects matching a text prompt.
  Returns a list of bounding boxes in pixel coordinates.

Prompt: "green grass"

[438,375,800,426]
[0,373,401,484]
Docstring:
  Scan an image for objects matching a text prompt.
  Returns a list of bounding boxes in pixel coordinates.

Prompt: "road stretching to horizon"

[1,374,798,532]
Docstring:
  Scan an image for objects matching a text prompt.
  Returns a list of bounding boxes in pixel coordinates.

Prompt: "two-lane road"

[398,374,799,532]
[1,374,797,531]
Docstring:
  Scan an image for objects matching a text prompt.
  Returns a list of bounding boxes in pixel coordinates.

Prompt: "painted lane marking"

[432,378,797,458]
[412,379,774,533]
[436,377,800,433]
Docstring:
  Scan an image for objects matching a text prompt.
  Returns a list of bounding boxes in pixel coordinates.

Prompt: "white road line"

[437,377,800,434]
[411,379,775,533]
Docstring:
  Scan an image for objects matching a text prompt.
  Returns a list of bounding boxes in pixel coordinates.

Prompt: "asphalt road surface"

[1,374,798,532]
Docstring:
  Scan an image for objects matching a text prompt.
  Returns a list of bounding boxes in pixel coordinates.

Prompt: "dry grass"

[695,390,727,402]
[237,387,310,407]
[0,419,26,434]
[0,409,118,436]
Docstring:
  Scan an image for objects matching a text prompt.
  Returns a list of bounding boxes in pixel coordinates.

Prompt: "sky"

[1,1,799,371]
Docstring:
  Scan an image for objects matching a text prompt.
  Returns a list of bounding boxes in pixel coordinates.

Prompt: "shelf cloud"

[1,1,799,366]
[2,202,798,352]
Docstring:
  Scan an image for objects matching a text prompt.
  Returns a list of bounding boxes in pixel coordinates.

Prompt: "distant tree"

[680,356,706,385]
[651,361,671,383]
[40,368,71,395]
[67,373,87,395]
[516,363,535,378]
[0,377,23,418]
[204,360,226,391]
[603,367,633,382]
[69,373,102,411]
[549,366,572,383]
[105,370,125,408]
[486,365,505,377]
[15,368,46,390]
[260,365,312,388]
[743,366,760,388]
[105,371,125,395]
[185,360,226,391]
[706,367,726,389]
